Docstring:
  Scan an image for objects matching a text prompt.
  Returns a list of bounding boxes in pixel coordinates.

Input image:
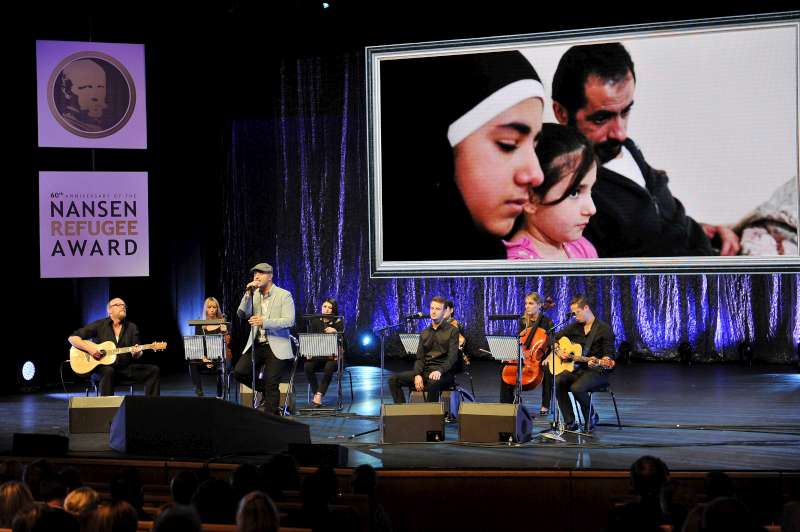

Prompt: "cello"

[501,296,554,391]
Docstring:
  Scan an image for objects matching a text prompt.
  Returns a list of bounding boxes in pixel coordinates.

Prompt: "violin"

[501,296,554,390]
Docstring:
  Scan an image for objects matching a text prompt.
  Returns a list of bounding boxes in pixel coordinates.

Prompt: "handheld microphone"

[565,311,575,318]
[403,312,428,320]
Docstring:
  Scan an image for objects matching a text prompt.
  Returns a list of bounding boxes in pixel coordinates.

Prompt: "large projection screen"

[367,13,800,277]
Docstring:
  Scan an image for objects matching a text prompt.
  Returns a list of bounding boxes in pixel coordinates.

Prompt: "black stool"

[574,384,622,431]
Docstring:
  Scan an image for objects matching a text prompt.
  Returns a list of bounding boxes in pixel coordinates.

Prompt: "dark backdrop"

[6,1,798,393]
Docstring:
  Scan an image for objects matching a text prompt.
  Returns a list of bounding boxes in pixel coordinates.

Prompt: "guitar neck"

[112,343,158,355]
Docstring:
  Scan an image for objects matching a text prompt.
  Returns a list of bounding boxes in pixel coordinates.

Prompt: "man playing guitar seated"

[389,296,459,403]
[68,297,161,396]
[553,295,615,431]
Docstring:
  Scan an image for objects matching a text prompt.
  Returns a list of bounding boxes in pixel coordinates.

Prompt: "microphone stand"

[244,287,260,410]
[346,320,404,440]
[539,315,577,442]
[281,335,300,416]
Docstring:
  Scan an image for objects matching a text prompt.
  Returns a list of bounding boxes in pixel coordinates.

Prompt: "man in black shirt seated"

[554,295,615,431]
[68,297,160,396]
[389,295,459,403]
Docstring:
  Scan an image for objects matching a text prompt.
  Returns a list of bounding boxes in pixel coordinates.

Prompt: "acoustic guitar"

[548,337,615,375]
[70,340,167,375]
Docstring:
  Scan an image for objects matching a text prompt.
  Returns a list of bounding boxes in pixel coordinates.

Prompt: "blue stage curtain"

[219,53,799,363]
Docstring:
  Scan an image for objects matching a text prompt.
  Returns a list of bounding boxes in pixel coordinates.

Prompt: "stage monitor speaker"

[382,403,444,443]
[109,397,310,458]
[68,396,125,434]
[288,443,348,467]
[458,403,533,443]
[239,383,295,413]
[12,433,69,457]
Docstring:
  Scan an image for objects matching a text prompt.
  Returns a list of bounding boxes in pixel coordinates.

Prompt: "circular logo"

[48,51,136,138]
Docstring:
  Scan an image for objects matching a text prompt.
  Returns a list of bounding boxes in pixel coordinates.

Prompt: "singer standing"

[304,298,344,407]
[389,296,459,403]
[554,295,615,431]
[234,262,296,414]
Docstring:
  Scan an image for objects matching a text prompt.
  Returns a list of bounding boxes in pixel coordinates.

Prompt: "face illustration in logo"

[59,59,108,132]
[48,51,137,138]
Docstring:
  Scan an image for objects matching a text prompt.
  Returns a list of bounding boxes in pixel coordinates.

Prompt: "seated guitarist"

[554,295,615,431]
[68,298,160,396]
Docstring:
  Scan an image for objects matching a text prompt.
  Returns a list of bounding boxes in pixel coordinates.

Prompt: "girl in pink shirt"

[505,123,598,260]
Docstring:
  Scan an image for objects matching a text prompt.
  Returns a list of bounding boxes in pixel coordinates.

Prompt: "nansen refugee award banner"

[39,172,149,278]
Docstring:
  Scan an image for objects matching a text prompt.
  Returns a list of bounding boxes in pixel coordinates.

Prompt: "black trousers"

[233,343,285,414]
[233,343,286,414]
[555,368,608,425]
[388,369,454,403]
[304,358,338,396]
[499,369,552,407]
[188,362,226,396]
[92,363,160,396]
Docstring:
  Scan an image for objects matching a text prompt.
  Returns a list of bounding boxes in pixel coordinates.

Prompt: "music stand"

[484,336,520,363]
[398,333,420,355]
[185,319,232,401]
[298,332,344,411]
[299,314,346,412]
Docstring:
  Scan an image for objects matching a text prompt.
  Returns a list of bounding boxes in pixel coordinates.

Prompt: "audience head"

[192,478,237,524]
[351,465,377,497]
[0,461,23,483]
[57,467,82,494]
[301,466,338,512]
[110,468,144,510]
[170,471,199,506]
[22,460,54,501]
[12,502,78,532]
[236,491,279,532]
[701,496,759,532]
[231,464,261,501]
[704,471,736,501]
[630,455,669,498]
[259,453,300,500]
[0,481,34,527]
[63,486,99,516]
[153,504,202,532]
[82,500,138,532]
[38,477,66,507]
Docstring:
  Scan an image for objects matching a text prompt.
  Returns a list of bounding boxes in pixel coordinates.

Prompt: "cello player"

[499,292,553,414]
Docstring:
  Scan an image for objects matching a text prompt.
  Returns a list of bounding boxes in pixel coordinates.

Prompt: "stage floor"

[2,361,799,471]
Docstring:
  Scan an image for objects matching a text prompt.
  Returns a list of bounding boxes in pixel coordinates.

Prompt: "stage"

[2,361,799,471]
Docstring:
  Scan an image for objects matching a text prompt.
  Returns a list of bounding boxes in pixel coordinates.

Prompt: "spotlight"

[322,2,330,8]
[21,361,36,381]
[355,329,377,355]
[17,360,40,391]
[737,341,755,367]
[678,342,693,366]
[618,341,633,364]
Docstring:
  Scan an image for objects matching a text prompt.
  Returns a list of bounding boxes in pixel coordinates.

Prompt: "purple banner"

[39,172,149,278]
[36,40,147,149]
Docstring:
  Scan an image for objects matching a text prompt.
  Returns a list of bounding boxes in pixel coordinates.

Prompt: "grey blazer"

[237,284,295,359]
